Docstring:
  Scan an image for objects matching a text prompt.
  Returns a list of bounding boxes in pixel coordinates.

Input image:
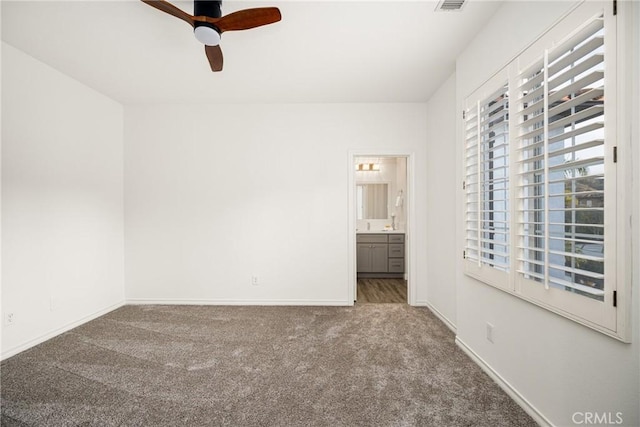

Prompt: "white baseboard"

[126,298,353,306]
[415,300,457,334]
[455,337,552,427]
[1,300,126,361]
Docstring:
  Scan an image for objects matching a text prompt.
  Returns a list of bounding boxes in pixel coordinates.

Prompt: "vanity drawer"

[388,234,405,243]
[388,258,404,273]
[356,234,388,244]
[388,244,404,258]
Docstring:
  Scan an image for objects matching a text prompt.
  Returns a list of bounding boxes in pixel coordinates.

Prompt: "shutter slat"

[547,156,604,173]
[548,138,604,158]
[547,276,605,296]
[548,40,603,80]
[517,269,546,281]
[548,249,604,262]
[520,112,545,130]
[548,121,603,144]
[549,190,604,198]
[517,258,545,267]
[547,18,603,65]
[549,235,604,245]
[548,71,604,105]
[548,222,604,229]
[519,97,545,117]
[521,84,544,105]
[483,108,509,125]
[548,172,604,185]
[549,263,604,280]
[549,105,604,132]
[519,71,544,93]
[518,125,545,142]
[484,97,509,117]
[548,88,604,121]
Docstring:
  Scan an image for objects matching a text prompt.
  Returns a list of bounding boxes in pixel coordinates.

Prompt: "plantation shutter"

[515,10,616,329]
[464,101,480,263]
[464,76,510,288]
[461,2,622,338]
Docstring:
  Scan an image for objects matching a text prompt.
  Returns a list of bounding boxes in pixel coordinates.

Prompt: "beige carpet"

[1,304,535,426]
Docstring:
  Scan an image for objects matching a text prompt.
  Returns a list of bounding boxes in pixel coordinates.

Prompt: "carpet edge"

[416,301,457,333]
[1,300,126,361]
[455,337,551,427]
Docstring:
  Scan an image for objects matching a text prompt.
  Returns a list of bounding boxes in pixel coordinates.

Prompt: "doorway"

[349,154,412,304]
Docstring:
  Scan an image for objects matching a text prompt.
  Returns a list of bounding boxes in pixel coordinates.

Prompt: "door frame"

[348,151,416,305]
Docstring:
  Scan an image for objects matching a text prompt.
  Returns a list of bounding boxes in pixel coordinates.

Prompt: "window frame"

[461,1,630,342]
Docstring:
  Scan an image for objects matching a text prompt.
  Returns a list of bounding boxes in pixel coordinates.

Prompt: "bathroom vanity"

[356,232,405,278]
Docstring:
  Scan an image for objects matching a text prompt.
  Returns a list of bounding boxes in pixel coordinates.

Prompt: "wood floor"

[356,278,407,303]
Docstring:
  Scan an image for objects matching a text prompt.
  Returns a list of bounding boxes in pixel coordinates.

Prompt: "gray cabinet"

[357,233,404,278]
[357,243,388,272]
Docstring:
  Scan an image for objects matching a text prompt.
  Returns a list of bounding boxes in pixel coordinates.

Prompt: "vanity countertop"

[356,230,405,234]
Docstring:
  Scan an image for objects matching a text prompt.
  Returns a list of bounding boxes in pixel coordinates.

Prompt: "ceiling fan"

[141,0,281,72]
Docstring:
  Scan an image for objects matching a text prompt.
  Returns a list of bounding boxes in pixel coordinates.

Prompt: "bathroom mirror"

[356,183,388,219]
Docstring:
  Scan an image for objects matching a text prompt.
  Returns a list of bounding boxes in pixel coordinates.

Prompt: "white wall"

[124,103,428,304]
[1,43,125,358]
[423,73,457,329]
[445,2,639,426]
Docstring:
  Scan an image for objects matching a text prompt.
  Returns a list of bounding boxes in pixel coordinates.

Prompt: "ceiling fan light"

[194,26,221,46]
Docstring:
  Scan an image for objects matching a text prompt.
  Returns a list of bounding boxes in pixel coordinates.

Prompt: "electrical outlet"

[251,275,259,286]
[486,322,494,343]
[5,312,15,326]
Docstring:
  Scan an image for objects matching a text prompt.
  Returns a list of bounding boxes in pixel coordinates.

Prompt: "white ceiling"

[1,0,502,104]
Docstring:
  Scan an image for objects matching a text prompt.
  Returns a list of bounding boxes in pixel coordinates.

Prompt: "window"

[462,2,626,340]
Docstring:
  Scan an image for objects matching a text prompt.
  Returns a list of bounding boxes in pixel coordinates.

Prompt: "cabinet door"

[357,243,371,272]
[370,244,389,272]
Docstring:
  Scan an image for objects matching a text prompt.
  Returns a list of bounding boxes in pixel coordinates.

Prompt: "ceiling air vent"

[435,0,466,12]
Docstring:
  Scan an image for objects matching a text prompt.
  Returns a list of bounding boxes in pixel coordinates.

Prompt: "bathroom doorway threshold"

[356,278,407,304]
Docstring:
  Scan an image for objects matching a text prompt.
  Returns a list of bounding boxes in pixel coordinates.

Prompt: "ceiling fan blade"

[212,7,281,33]
[141,0,195,27]
[205,45,224,72]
